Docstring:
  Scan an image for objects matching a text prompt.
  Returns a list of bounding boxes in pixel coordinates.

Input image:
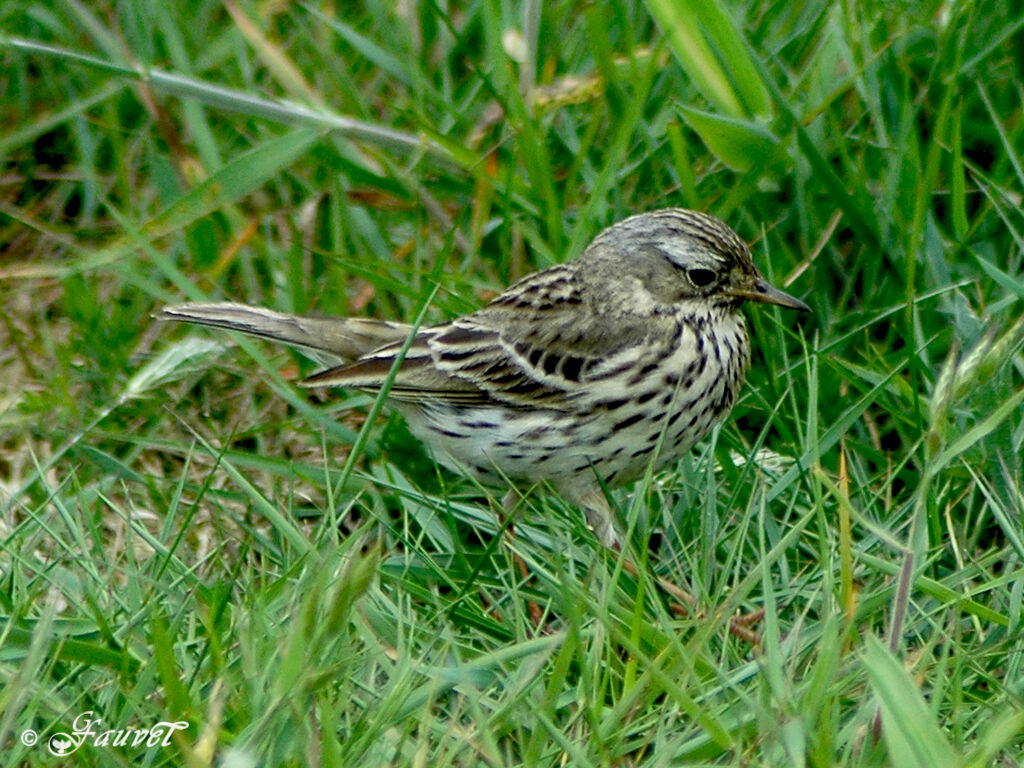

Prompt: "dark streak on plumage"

[635,390,658,405]
[613,412,645,431]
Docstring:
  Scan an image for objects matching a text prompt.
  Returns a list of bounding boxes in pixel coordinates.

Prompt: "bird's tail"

[158,302,413,362]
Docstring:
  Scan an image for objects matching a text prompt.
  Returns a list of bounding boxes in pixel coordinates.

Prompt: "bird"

[160,208,808,548]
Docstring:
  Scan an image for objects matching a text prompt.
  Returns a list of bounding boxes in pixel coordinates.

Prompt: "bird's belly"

[401,404,591,483]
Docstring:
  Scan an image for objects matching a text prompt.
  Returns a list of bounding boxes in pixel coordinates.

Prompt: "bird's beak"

[730,278,810,311]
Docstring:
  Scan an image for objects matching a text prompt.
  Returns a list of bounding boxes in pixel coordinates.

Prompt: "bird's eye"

[688,268,717,287]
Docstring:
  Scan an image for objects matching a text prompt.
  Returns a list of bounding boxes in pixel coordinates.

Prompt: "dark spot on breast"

[635,390,658,404]
[599,398,630,411]
[543,354,560,375]
[614,412,645,431]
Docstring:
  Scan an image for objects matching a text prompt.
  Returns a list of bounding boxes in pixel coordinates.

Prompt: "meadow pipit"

[161,208,808,546]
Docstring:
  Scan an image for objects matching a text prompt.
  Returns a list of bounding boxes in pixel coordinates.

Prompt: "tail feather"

[159,302,491,404]
[158,302,413,361]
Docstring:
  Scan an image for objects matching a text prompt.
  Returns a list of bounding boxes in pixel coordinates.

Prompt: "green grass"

[2,0,1023,765]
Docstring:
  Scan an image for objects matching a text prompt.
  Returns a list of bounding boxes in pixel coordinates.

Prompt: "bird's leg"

[565,484,620,549]
[571,484,698,602]
[498,489,544,627]
[571,485,759,643]
[623,546,761,643]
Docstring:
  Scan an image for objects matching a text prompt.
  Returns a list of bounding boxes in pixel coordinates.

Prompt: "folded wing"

[303,267,679,411]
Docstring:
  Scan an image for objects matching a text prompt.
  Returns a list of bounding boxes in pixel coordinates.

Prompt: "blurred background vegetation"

[1,0,1022,765]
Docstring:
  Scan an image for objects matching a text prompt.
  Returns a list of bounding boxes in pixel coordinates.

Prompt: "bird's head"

[584,208,809,314]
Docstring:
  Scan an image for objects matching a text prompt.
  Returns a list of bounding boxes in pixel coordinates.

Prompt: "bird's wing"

[303,267,680,409]
[301,325,490,405]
